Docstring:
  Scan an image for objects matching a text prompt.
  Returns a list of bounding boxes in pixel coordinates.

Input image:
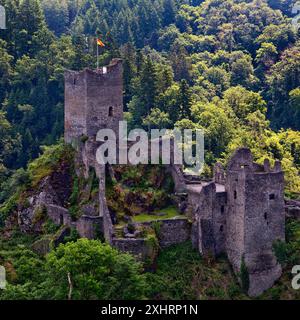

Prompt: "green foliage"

[132,207,183,223]
[69,175,80,207]
[106,165,175,221]
[62,228,80,244]
[273,219,300,267]
[32,204,47,225]
[145,234,160,252]
[43,219,60,235]
[0,0,300,195]
[0,0,300,301]
[146,242,245,300]
[151,221,162,238]
[240,255,250,294]
[28,143,72,187]
[43,239,148,300]
[0,192,19,227]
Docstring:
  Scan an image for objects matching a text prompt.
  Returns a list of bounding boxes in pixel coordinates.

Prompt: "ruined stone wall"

[112,239,150,260]
[187,188,201,249]
[187,181,227,257]
[214,163,226,185]
[169,165,187,193]
[45,204,104,240]
[64,70,87,143]
[197,183,215,255]
[64,59,123,144]
[158,218,191,248]
[76,215,103,239]
[225,155,248,273]
[225,148,285,296]
[86,59,123,138]
[188,183,223,256]
[244,171,285,296]
[81,139,100,178]
[212,192,227,255]
[112,219,191,259]
[286,199,300,220]
[46,204,72,227]
[95,163,114,244]
[136,219,191,248]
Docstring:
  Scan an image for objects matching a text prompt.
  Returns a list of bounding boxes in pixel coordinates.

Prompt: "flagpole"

[97,38,99,70]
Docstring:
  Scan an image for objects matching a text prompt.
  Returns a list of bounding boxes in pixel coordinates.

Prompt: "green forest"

[0,0,300,197]
[0,0,300,300]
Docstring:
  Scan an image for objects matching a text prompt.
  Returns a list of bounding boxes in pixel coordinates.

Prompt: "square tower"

[225,148,285,296]
[64,59,124,143]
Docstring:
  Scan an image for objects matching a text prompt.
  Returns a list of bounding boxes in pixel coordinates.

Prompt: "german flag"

[97,38,105,47]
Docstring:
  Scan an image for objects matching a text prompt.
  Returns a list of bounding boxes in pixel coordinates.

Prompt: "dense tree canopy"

[0,0,300,196]
[0,0,300,303]
[0,239,148,300]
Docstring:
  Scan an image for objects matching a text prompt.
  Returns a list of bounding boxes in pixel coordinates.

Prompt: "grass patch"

[132,206,185,223]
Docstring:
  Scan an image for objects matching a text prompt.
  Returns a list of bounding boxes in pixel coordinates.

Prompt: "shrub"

[240,255,250,294]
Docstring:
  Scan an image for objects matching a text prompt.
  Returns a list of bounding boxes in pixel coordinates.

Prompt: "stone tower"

[225,148,285,296]
[64,59,123,143]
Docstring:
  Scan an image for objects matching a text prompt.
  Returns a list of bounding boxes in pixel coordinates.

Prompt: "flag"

[97,38,105,47]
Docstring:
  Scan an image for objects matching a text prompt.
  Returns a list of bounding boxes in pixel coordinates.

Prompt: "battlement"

[65,58,123,84]
[227,148,282,174]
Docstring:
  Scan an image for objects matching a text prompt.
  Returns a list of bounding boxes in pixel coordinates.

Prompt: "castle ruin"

[63,59,285,297]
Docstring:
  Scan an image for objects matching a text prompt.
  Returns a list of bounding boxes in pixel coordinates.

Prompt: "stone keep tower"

[64,59,123,143]
[225,148,285,296]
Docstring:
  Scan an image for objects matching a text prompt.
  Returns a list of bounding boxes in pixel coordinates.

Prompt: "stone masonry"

[63,60,286,297]
[65,58,123,144]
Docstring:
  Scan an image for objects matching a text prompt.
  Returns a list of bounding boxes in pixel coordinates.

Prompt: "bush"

[240,255,249,294]
[273,240,290,266]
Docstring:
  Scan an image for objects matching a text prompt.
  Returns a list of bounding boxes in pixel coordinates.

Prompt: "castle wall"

[112,219,191,259]
[212,191,227,255]
[64,59,123,144]
[76,215,103,239]
[225,169,246,273]
[95,163,114,244]
[168,165,187,193]
[188,183,226,256]
[198,183,215,256]
[112,239,150,260]
[86,60,123,138]
[286,199,300,220]
[46,204,72,227]
[137,219,191,248]
[64,59,287,297]
[159,219,191,247]
[244,171,285,296]
[225,148,285,296]
[64,70,87,143]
